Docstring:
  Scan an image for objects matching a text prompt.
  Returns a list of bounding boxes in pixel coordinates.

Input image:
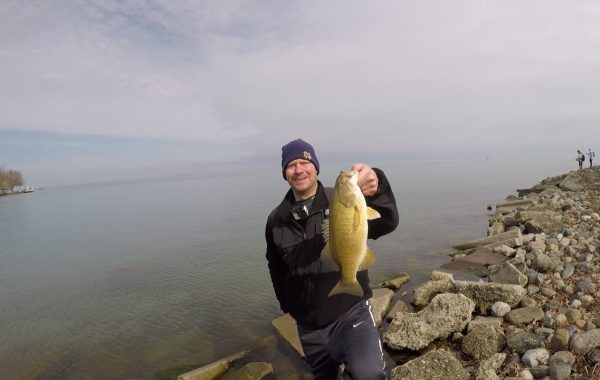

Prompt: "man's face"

[285,158,318,199]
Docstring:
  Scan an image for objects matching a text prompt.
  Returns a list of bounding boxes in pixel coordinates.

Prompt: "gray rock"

[570,329,600,355]
[413,279,527,308]
[271,314,304,358]
[369,288,395,327]
[541,288,557,297]
[219,362,274,380]
[506,330,546,354]
[431,270,454,281]
[550,328,571,352]
[390,349,470,380]
[475,353,506,380]
[379,273,411,290]
[489,262,528,287]
[453,280,527,307]
[548,351,575,366]
[529,366,548,378]
[385,300,412,322]
[522,348,549,367]
[178,350,251,380]
[461,324,506,360]
[542,316,555,328]
[384,293,475,351]
[521,296,538,308]
[411,279,453,307]
[505,307,545,326]
[532,253,557,272]
[576,278,597,294]
[452,229,523,251]
[588,349,600,365]
[525,220,544,234]
[560,265,575,279]
[491,301,511,317]
[548,363,571,380]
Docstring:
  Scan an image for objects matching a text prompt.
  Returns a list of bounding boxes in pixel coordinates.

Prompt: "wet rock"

[370,288,395,327]
[379,273,411,290]
[271,314,304,358]
[390,349,470,380]
[384,293,475,351]
[219,362,274,380]
[178,350,251,380]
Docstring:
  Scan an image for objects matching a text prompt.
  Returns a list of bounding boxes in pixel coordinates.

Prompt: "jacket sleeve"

[265,218,288,312]
[366,167,399,239]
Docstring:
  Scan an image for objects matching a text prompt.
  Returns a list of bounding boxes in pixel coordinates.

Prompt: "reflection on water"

[0,156,576,379]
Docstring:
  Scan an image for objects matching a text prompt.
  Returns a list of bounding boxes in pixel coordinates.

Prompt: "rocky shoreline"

[178,165,600,380]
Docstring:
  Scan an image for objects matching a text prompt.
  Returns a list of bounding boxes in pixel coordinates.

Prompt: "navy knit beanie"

[281,139,320,179]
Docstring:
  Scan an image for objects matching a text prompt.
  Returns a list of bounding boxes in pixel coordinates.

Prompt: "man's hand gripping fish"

[320,170,381,297]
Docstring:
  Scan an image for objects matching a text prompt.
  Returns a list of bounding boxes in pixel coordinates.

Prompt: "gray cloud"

[2,0,600,162]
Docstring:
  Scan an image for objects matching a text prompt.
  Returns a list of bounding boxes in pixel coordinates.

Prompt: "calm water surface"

[0,156,577,379]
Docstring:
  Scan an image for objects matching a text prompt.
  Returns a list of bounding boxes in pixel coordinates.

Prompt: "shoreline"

[176,165,600,380]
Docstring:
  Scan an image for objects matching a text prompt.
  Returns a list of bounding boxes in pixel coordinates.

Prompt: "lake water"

[0,156,578,379]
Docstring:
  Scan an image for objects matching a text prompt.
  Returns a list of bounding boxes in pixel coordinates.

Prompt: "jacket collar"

[279,180,329,217]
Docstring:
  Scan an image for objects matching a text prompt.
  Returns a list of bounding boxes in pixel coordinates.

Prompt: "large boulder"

[488,261,528,287]
[452,229,523,251]
[453,280,527,307]
[384,293,474,351]
[369,288,395,327]
[390,349,470,380]
[178,351,250,380]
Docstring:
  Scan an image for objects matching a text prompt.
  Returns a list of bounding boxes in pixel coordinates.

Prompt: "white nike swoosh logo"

[353,321,365,328]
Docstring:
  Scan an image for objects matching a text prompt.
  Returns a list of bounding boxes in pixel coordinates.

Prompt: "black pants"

[297,301,386,380]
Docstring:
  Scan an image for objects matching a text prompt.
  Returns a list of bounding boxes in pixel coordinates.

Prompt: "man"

[265,139,399,379]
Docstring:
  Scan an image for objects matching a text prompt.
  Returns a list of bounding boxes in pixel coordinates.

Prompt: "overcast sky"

[2,1,600,186]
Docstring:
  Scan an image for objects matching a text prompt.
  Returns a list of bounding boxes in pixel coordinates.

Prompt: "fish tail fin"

[358,247,376,271]
[328,280,364,297]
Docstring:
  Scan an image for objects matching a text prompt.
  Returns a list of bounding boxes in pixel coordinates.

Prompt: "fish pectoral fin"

[358,247,376,271]
[366,207,381,220]
[321,218,330,242]
[320,242,338,272]
[353,207,361,231]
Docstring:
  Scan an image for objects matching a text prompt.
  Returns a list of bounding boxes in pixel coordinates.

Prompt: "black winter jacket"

[265,168,399,329]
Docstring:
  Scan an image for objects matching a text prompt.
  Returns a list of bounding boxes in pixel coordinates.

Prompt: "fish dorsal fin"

[358,247,376,271]
[320,242,338,272]
[321,218,330,242]
[366,207,381,220]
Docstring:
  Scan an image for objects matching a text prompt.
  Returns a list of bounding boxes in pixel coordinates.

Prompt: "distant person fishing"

[577,150,585,170]
[588,148,595,168]
[265,139,398,379]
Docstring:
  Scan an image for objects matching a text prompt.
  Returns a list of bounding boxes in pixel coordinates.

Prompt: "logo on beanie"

[303,151,312,160]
